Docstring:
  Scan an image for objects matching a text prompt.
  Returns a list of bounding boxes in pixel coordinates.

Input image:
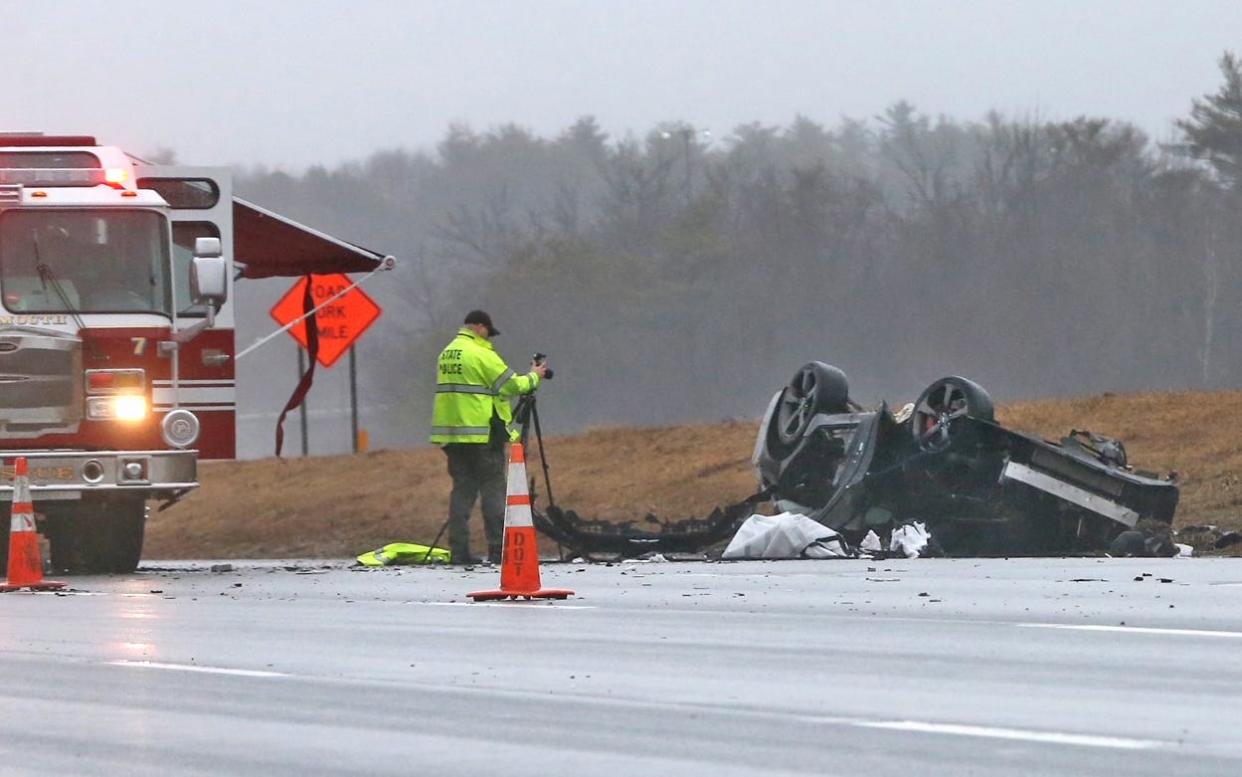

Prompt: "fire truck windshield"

[0,209,172,316]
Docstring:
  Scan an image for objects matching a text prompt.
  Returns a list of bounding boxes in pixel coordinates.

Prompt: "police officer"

[430,310,546,563]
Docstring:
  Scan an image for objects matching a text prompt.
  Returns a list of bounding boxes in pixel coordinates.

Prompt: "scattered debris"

[1216,531,1242,550]
[535,496,765,560]
[1171,525,1239,554]
[1109,530,1178,558]
[860,531,883,553]
[1180,524,1218,534]
[623,553,670,563]
[890,523,931,559]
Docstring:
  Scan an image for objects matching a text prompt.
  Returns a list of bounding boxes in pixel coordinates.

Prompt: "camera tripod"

[513,390,557,509]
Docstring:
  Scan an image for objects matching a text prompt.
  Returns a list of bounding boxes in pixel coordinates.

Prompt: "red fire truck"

[0,134,389,573]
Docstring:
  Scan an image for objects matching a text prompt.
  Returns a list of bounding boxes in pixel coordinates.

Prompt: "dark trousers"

[443,443,506,560]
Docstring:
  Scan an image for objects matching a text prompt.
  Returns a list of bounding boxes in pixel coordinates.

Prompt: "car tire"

[911,376,995,446]
[774,362,851,447]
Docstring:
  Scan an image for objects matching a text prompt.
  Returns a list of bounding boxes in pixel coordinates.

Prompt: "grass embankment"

[145,391,1242,559]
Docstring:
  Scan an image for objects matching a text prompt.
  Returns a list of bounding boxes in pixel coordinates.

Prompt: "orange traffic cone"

[2,457,65,592]
[468,443,573,601]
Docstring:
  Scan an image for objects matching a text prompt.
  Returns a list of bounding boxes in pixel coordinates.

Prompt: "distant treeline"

[235,53,1242,448]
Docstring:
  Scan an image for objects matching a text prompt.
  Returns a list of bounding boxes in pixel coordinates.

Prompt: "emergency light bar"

[0,168,111,187]
[0,167,97,185]
[0,134,98,147]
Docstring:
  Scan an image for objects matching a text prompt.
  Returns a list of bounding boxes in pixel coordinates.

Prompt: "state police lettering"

[439,348,464,376]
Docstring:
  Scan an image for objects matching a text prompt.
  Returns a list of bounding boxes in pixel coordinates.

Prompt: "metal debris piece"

[534,494,765,559]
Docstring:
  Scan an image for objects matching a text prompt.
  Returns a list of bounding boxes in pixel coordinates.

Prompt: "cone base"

[468,587,575,601]
[1,580,67,593]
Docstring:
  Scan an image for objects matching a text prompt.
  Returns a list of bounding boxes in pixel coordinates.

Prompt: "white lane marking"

[102,656,1176,754]
[109,660,289,678]
[379,675,1168,753]
[846,720,1161,750]
[414,601,596,610]
[27,591,160,598]
[1019,623,1242,639]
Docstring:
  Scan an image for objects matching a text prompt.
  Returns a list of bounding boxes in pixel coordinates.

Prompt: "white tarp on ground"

[722,513,852,559]
[890,522,930,558]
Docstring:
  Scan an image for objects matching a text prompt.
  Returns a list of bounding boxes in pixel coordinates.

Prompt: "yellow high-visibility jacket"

[430,328,540,444]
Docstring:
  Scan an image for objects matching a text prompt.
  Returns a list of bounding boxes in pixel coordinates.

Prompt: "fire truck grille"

[0,329,83,437]
[0,376,75,407]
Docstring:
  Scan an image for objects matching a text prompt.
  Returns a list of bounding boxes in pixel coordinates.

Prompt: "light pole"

[661,126,711,203]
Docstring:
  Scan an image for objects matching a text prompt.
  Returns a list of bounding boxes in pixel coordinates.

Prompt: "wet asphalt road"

[2,556,1241,776]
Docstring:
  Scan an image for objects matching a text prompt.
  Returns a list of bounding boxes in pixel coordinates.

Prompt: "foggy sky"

[6,0,1239,170]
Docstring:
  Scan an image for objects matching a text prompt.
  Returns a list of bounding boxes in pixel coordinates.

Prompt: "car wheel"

[911,376,994,449]
[775,362,850,446]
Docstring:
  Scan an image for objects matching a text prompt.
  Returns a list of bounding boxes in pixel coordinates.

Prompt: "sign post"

[271,274,383,453]
[349,345,359,454]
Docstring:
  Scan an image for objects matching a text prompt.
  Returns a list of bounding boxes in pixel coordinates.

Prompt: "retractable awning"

[232,198,392,279]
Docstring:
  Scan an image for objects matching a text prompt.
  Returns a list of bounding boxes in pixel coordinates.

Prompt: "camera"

[533,352,554,380]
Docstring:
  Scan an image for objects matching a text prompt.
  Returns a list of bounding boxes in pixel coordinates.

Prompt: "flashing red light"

[104,167,128,188]
[86,370,143,393]
[88,373,115,390]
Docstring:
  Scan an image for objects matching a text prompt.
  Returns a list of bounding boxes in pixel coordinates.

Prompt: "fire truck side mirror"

[190,237,227,308]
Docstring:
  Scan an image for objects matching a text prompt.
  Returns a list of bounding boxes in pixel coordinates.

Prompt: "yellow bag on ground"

[356,542,451,567]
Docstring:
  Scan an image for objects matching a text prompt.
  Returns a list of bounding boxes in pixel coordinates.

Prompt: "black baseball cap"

[464,309,499,336]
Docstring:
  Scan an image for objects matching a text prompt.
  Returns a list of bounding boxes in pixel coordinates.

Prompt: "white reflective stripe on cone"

[11,512,35,533]
[506,462,528,496]
[505,502,534,528]
[13,474,31,503]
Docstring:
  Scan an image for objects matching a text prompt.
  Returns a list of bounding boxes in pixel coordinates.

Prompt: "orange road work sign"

[270,274,382,368]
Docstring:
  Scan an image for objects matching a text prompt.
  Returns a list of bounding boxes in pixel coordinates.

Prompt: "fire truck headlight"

[161,409,201,449]
[114,395,147,421]
[87,395,148,422]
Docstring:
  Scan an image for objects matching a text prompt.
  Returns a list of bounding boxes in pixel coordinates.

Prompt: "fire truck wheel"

[47,496,147,574]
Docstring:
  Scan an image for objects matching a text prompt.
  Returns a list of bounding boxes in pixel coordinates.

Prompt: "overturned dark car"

[753,363,1179,556]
